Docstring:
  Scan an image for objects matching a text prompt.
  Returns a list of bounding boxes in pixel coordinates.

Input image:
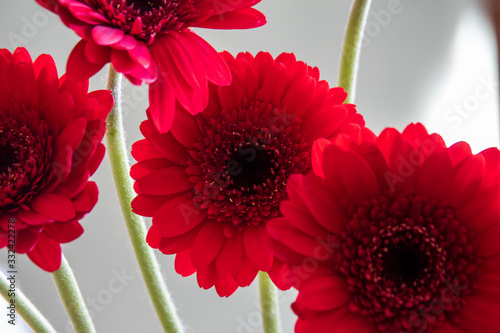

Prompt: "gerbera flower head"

[131,51,365,297]
[35,0,266,133]
[267,123,500,332]
[0,47,112,272]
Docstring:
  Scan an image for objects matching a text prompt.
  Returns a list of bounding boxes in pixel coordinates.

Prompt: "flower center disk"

[189,101,311,229]
[0,109,52,211]
[336,191,477,332]
[92,0,199,43]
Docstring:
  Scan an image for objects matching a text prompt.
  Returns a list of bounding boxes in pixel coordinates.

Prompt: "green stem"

[338,0,373,102]
[0,270,57,333]
[258,271,281,333]
[105,65,184,333]
[52,255,96,333]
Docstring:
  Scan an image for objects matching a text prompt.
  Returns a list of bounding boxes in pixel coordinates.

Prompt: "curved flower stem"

[0,270,57,333]
[105,65,184,333]
[338,0,373,103]
[258,271,281,333]
[52,255,96,333]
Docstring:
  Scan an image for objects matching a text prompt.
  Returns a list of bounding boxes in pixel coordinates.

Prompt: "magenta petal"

[64,1,107,24]
[128,42,151,68]
[197,8,266,29]
[67,40,106,81]
[92,25,125,45]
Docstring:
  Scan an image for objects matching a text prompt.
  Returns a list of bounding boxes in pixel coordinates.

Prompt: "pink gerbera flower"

[35,0,266,132]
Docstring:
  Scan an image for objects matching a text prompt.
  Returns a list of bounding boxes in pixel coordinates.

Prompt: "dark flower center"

[335,191,477,332]
[0,144,17,174]
[125,0,164,11]
[0,108,52,211]
[189,101,311,229]
[382,242,430,285]
[92,0,199,43]
[226,143,276,190]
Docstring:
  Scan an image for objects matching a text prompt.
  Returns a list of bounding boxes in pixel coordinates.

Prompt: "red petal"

[12,61,38,107]
[179,31,231,86]
[92,25,125,45]
[150,36,204,113]
[18,209,50,226]
[130,158,174,180]
[47,92,74,129]
[298,276,350,311]
[139,120,189,164]
[216,231,244,279]
[43,221,84,243]
[131,139,165,161]
[302,174,344,234]
[169,110,202,148]
[72,182,98,212]
[135,167,192,195]
[110,49,137,74]
[30,193,76,222]
[27,233,61,272]
[196,262,218,289]
[152,195,206,237]
[243,225,273,271]
[84,39,111,65]
[447,155,484,205]
[34,54,59,105]
[67,40,106,81]
[417,149,453,201]
[235,256,259,287]
[131,194,169,217]
[64,1,107,24]
[148,80,176,133]
[338,150,380,203]
[215,279,239,297]
[15,228,41,253]
[267,218,325,257]
[158,224,201,255]
[282,75,316,117]
[190,222,225,269]
[174,249,196,276]
[128,42,151,68]
[55,117,87,151]
[197,8,266,29]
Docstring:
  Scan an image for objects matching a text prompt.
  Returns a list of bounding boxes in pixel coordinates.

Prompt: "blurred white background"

[0,0,498,332]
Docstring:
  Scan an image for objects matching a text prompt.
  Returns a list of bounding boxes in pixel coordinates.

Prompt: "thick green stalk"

[52,255,96,333]
[338,0,373,102]
[105,65,184,333]
[258,271,281,333]
[0,270,57,333]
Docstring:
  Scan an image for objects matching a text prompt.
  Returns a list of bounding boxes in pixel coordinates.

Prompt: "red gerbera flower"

[267,123,500,332]
[0,48,112,272]
[130,51,365,297]
[35,0,266,132]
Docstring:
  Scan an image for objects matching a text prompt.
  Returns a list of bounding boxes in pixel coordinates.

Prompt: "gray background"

[0,0,498,332]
